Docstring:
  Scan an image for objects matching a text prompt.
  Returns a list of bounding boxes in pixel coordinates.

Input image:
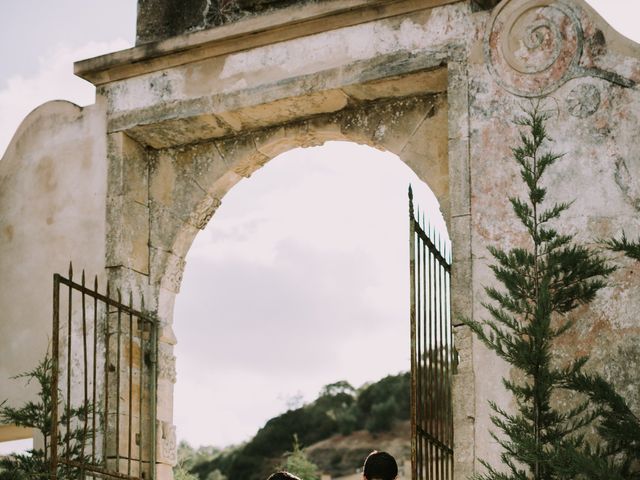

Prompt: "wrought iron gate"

[51,265,158,479]
[409,187,454,480]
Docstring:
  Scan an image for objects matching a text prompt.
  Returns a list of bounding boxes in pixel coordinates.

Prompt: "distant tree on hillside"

[280,435,320,480]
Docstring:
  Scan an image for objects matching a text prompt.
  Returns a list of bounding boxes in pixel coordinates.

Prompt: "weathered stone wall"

[91,4,472,477]
[0,100,108,434]
[467,0,640,467]
[1,0,639,478]
[136,0,315,43]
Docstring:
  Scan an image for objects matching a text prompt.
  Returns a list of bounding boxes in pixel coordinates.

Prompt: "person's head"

[267,472,301,480]
[363,451,398,480]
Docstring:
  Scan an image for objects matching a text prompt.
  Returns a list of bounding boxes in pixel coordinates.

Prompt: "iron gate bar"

[66,264,73,463]
[409,187,454,480]
[93,276,99,466]
[51,270,60,474]
[116,289,122,467]
[409,188,417,480]
[51,265,158,480]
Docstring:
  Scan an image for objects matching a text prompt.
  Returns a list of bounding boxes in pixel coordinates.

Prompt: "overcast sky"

[1,0,639,451]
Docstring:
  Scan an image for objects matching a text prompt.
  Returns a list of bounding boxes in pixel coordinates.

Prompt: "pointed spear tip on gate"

[68,262,73,279]
[408,184,413,200]
[81,269,86,285]
[94,275,98,290]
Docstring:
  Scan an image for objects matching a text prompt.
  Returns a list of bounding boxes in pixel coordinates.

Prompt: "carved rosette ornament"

[484,0,634,97]
[566,83,600,117]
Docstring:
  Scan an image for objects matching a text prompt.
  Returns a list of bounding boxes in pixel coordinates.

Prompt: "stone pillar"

[447,56,477,480]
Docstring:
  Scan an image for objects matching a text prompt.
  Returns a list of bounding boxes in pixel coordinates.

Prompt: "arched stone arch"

[151,92,449,291]
[2,1,640,479]
[101,47,475,476]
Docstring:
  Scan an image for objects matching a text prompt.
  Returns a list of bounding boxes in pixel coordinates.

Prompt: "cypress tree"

[0,354,91,479]
[551,233,640,479]
[463,103,615,479]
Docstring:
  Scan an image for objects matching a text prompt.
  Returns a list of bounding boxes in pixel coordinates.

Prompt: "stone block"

[156,462,174,480]
[148,201,196,255]
[306,116,346,146]
[156,288,177,331]
[106,197,150,275]
[341,67,448,101]
[401,146,449,214]
[156,379,175,423]
[215,134,270,178]
[105,413,144,461]
[253,125,299,158]
[104,458,148,478]
[149,247,187,295]
[108,132,149,205]
[217,89,349,132]
[448,137,471,217]
[127,113,234,149]
[156,421,177,466]
[105,267,152,308]
[447,61,470,141]
[373,95,440,154]
[453,324,474,377]
[187,141,230,193]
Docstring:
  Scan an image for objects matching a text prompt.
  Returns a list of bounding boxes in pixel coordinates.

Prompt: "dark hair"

[363,451,398,480]
[267,472,302,480]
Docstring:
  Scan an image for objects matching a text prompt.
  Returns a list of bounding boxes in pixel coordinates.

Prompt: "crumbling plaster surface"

[0,100,108,414]
[0,0,639,478]
[102,4,472,117]
[74,0,640,477]
[466,0,640,469]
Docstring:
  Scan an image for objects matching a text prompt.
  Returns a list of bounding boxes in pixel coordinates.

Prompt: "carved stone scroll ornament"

[191,195,222,230]
[484,0,635,98]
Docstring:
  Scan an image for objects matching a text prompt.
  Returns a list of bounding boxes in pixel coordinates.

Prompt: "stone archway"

[2,1,639,479]
[103,58,474,478]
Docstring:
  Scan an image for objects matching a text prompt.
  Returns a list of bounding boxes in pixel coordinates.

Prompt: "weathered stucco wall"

[0,0,639,478]
[0,100,108,435]
[467,0,640,467]
[92,0,639,476]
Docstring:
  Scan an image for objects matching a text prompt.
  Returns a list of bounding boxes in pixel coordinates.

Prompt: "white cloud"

[0,40,130,158]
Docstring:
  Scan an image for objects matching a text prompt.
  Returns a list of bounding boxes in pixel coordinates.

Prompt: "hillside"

[178,372,410,480]
[306,421,410,479]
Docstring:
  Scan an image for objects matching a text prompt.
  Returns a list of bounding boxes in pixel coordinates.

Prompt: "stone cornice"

[74,0,461,86]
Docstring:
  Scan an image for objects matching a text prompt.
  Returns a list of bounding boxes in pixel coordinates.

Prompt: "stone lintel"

[74,0,460,85]
[109,62,448,149]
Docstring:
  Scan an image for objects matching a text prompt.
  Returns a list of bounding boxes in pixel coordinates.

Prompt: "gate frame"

[75,2,477,478]
[51,265,159,480]
[409,187,455,480]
